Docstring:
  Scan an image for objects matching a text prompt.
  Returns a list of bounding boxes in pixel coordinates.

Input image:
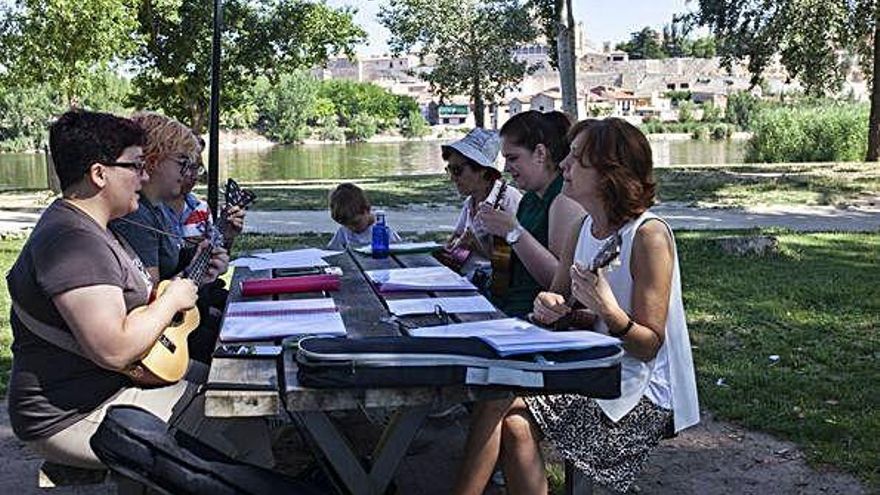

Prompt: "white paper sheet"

[219,299,346,342]
[232,248,340,270]
[409,318,621,356]
[365,266,476,292]
[386,295,497,316]
[355,241,441,255]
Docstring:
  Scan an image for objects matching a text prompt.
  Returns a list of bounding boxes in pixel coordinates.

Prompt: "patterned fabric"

[525,395,672,493]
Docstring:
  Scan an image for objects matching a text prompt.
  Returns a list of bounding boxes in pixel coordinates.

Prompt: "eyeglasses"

[445,164,465,177]
[175,157,205,177]
[101,160,146,174]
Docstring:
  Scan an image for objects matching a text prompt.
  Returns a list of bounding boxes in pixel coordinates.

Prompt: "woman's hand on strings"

[570,262,619,319]
[475,203,516,238]
[161,278,198,312]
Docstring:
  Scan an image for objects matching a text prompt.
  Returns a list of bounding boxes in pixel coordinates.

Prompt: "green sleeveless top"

[492,173,564,317]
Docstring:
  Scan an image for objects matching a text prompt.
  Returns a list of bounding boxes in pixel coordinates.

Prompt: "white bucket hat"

[441,128,501,170]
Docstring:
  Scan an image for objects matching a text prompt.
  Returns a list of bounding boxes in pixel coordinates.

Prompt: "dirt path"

[0,402,865,494]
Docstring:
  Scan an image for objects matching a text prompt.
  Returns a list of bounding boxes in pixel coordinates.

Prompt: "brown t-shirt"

[6,200,150,441]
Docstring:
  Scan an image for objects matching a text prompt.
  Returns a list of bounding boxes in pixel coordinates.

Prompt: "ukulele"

[126,180,256,386]
[551,233,623,330]
[488,181,512,298]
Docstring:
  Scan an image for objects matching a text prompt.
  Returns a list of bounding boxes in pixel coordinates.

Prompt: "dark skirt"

[525,394,672,493]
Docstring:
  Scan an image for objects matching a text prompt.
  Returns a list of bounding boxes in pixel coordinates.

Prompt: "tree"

[616,27,666,60]
[129,0,365,132]
[379,0,539,128]
[0,0,139,107]
[530,0,578,118]
[692,0,880,161]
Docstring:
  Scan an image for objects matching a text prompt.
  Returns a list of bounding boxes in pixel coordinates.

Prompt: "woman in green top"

[477,110,585,317]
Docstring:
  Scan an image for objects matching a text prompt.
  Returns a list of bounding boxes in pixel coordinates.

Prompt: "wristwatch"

[505,223,525,245]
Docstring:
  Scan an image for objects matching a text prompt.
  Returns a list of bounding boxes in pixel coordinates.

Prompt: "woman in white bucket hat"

[438,128,523,280]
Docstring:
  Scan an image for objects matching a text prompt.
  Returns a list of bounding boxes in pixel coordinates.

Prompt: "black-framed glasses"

[175,157,204,177]
[101,160,146,174]
[445,164,464,177]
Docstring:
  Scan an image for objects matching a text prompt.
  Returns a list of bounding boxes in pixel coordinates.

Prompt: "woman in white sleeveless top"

[453,118,699,494]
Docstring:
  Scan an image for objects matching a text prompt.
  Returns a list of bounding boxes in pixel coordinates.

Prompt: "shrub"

[346,114,378,142]
[400,109,429,138]
[316,115,345,142]
[725,91,762,130]
[746,103,868,162]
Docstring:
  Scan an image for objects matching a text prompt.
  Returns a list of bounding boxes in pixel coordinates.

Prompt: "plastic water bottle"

[371,211,390,258]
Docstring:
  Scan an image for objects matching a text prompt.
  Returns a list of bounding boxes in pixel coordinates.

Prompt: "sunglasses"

[445,164,465,177]
[101,160,147,174]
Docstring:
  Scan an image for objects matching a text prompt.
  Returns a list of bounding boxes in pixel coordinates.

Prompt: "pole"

[208,0,223,219]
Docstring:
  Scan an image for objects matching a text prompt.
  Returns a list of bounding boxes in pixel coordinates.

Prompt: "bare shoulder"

[633,219,674,260]
[550,194,585,219]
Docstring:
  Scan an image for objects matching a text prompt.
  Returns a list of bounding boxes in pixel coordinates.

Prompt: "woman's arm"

[53,279,198,371]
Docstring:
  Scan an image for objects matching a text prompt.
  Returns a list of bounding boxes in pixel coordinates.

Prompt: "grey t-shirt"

[111,194,181,281]
[6,200,150,440]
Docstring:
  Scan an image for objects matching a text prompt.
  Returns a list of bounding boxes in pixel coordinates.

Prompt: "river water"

[0,138,746,189]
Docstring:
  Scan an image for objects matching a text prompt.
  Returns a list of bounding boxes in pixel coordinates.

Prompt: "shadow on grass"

[679,232,879,487]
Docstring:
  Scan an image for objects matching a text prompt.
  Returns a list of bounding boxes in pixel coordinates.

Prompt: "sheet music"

[232,248,340,270]
[409,318,620,356]
[365,266,476,292]
[386,295,497,316]
[220,299,346,342]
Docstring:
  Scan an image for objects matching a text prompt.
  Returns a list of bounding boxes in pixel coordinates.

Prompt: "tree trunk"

[867,20,880,161]
[473,76,485,128]
[557,0,578,118]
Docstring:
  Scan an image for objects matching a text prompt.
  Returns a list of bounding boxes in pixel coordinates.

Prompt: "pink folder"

[240,274,340,297]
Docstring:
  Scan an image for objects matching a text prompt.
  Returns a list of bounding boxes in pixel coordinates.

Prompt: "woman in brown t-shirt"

[5,111,211,468]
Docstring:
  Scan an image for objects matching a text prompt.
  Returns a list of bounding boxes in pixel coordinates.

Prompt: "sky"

[325,0,698,56]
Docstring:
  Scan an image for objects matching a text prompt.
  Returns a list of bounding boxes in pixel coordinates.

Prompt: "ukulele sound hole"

[172,311,185,325]
[158,334,177,353]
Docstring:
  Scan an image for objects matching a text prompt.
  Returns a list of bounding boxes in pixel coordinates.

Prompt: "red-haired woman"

[455,118,700,494]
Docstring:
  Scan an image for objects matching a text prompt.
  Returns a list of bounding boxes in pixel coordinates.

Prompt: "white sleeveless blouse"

[574,211,700,432]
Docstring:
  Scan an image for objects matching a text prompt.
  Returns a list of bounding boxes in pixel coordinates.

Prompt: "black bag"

[90,405,319,495]
[296,336,622,398]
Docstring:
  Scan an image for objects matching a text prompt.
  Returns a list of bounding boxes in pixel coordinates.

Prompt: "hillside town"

[313,23,870,129]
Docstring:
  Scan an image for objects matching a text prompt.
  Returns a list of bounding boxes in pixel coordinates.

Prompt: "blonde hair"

[130,111,200,174]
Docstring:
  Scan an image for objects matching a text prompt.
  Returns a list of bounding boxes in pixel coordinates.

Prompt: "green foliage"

[379,0,539,127]
[665,90,692,104]
[129,0,365,131]
[346,114,379,142]
[81,71,134,115]
[701,102,724,123]
[678,101,696,123]
[400,109,430,138]
[616,27,666,60]
[725,91,762,130]
[316,115,345,142]
[317,80,400,128]
[254,72,321,144]
[0,84,63,152]
[0,0,139,106]
[746,103,869,163]
[691,1,867,97]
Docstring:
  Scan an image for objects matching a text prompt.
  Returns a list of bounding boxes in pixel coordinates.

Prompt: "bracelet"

[609,318,635,338]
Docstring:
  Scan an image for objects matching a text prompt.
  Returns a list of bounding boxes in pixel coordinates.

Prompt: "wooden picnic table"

[205,248,618,495]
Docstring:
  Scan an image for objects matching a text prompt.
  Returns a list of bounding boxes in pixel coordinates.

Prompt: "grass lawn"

[0,230,877,487]
[190,162,879,210]
[5,162,878,211]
